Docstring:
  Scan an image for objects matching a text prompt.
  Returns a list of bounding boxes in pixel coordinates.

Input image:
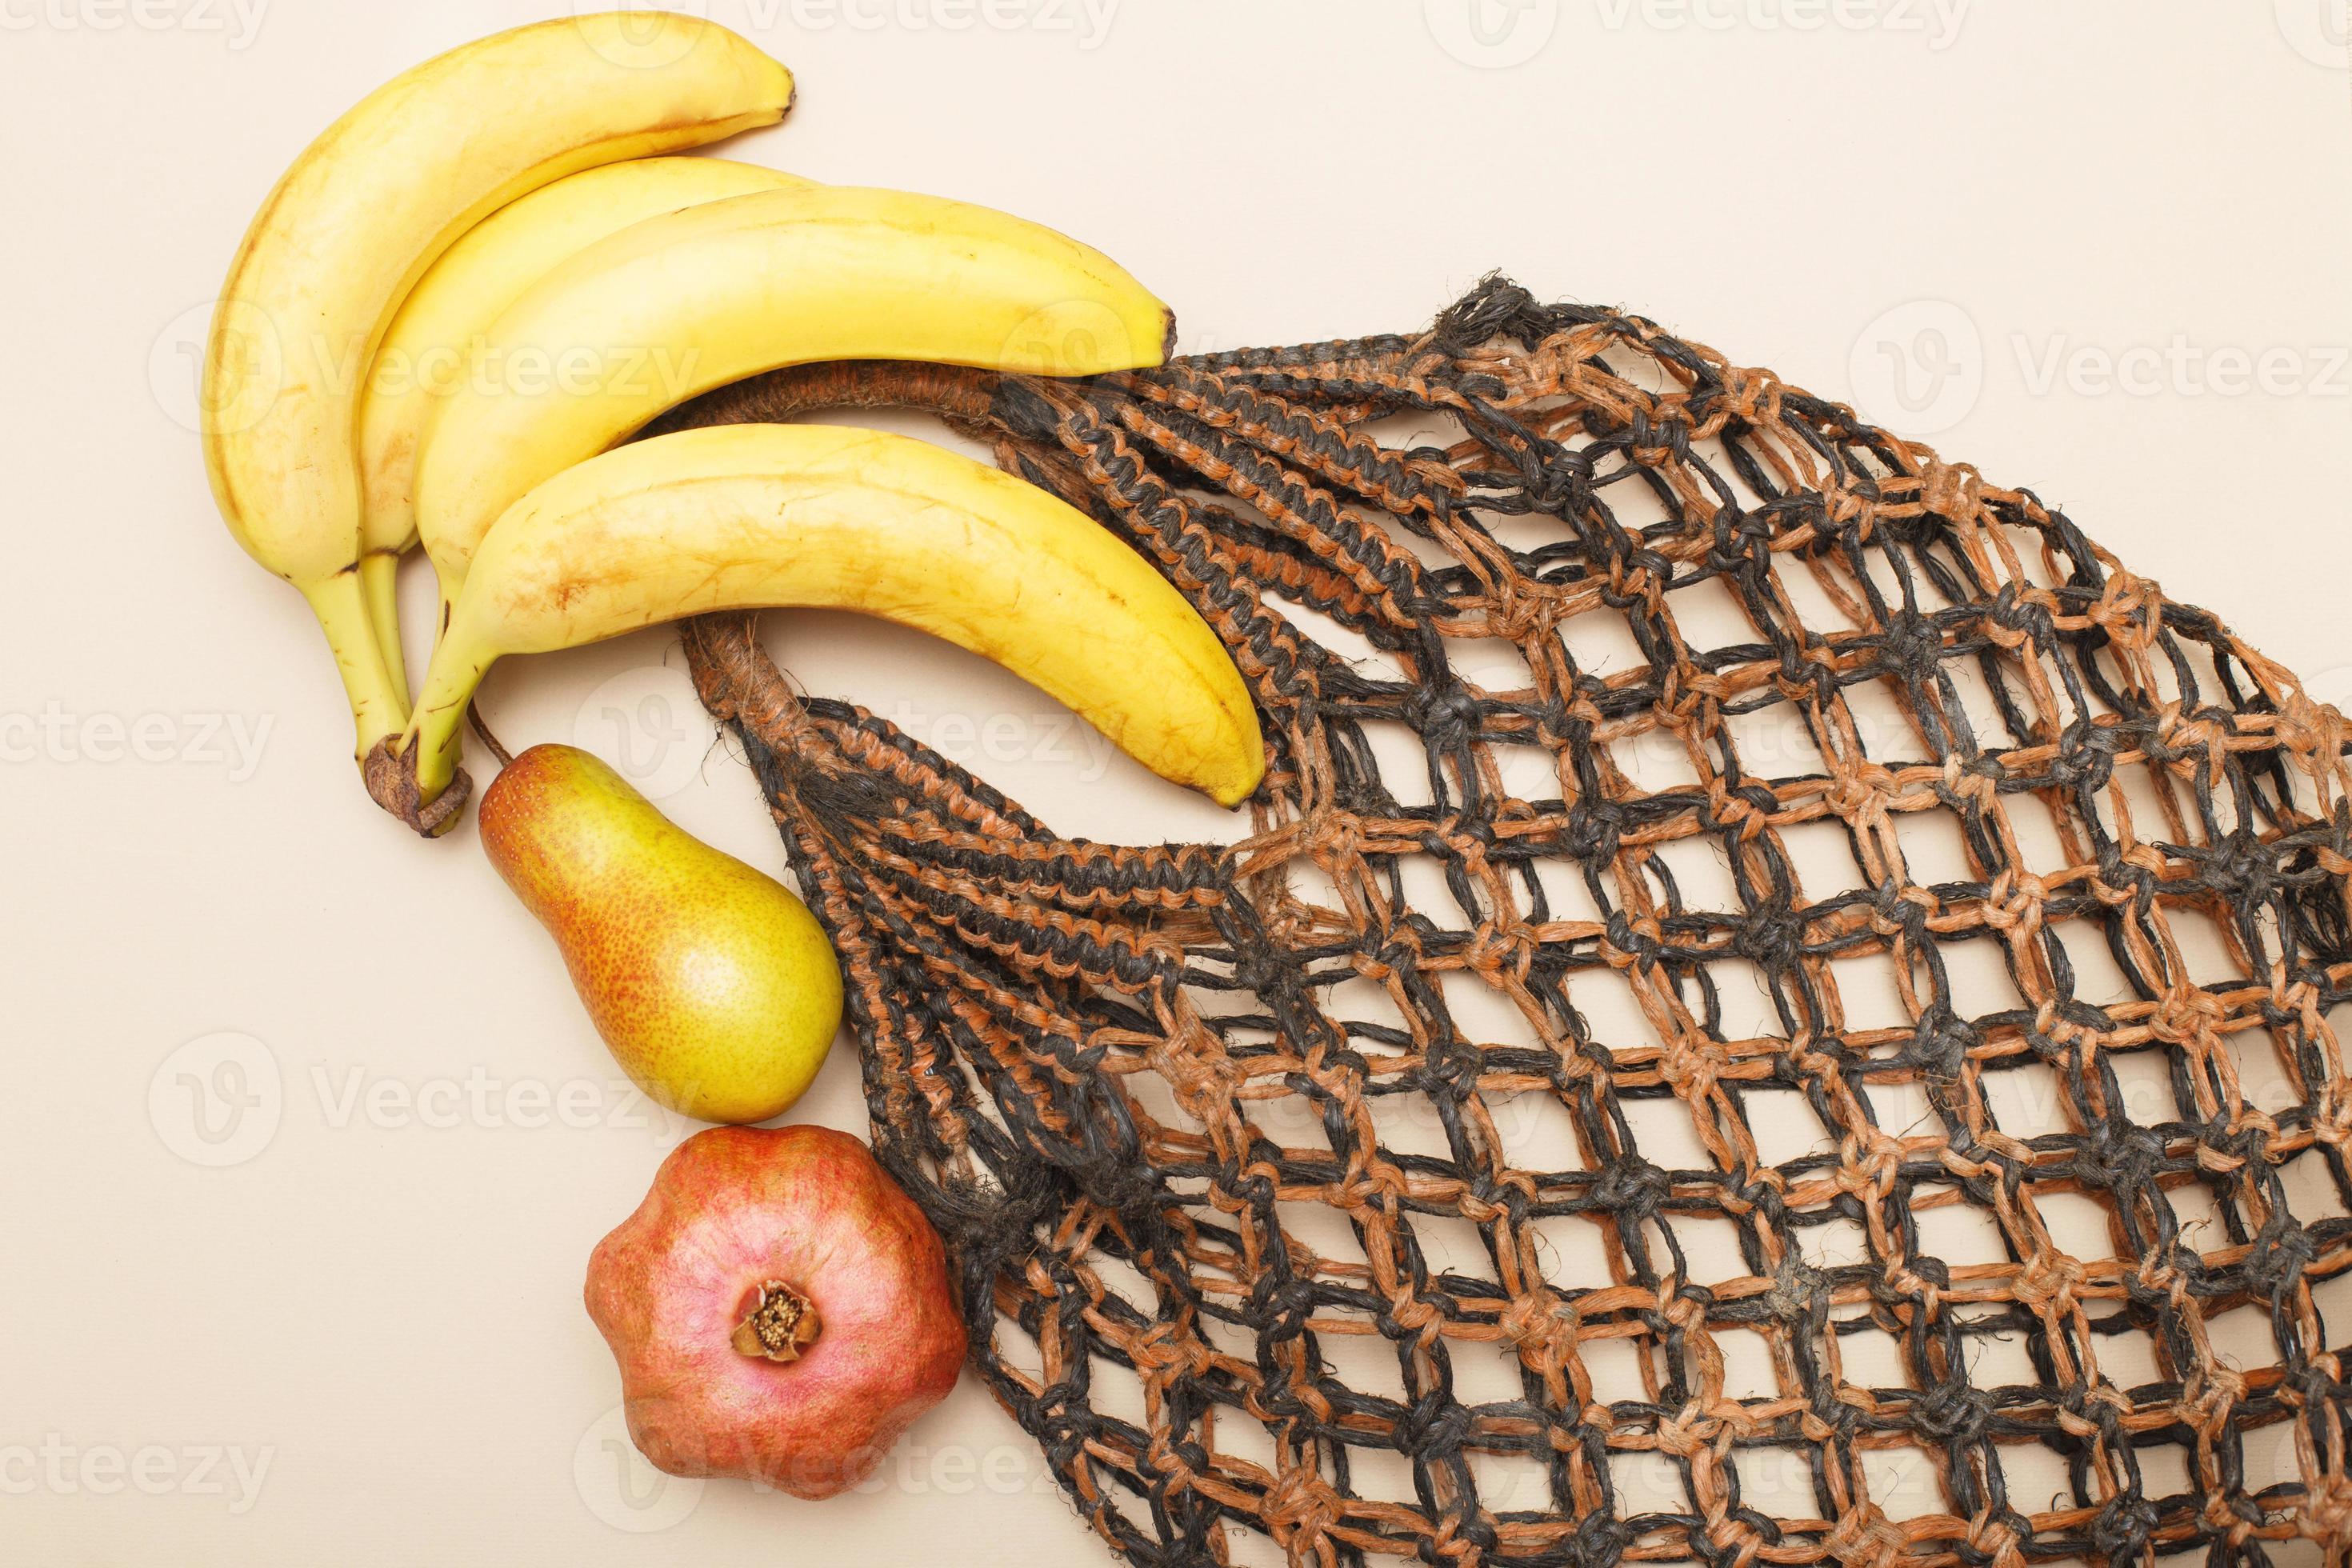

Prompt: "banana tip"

[1203,754,1264,810]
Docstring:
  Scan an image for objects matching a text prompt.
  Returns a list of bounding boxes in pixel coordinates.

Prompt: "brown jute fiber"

[668,280,2352,1568]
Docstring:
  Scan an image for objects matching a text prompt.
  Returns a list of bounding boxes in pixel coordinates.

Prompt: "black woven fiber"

[673,279,2352,1568]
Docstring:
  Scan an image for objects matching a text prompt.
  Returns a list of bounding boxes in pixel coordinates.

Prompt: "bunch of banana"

[205,11,1264,834]
[203,13,795,766]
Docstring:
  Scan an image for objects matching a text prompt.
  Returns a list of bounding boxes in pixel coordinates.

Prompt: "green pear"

[478,744,842,1125]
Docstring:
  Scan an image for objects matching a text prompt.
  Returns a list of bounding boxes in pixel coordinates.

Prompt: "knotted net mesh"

[667,280,2352,1567]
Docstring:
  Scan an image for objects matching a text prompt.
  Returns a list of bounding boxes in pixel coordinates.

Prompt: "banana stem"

[302,570,410,765]
[358,550,413,714]
[404,639,495,799]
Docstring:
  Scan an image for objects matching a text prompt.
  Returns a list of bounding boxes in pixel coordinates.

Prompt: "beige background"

[5,1,2351,1562]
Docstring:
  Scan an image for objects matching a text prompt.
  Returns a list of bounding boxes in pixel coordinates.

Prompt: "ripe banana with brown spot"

[202,13,793,763]
[393,424,1262,827]
[409,182,1175,605]
[356,156,815,707]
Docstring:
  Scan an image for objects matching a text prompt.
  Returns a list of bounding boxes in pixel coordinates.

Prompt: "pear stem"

[466,702,514,768]
[731,1279,821,1362]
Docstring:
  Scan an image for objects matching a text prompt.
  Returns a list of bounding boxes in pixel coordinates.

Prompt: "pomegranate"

[584,1125,966,1498]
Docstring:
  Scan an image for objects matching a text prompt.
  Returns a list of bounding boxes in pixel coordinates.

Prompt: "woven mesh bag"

[664,280,2352,1568]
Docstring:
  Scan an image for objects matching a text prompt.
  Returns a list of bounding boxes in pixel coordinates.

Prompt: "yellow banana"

[202,13,793,762]
[397,425,1262,818]
[410,183,1174,599]
[356,156,814,706]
